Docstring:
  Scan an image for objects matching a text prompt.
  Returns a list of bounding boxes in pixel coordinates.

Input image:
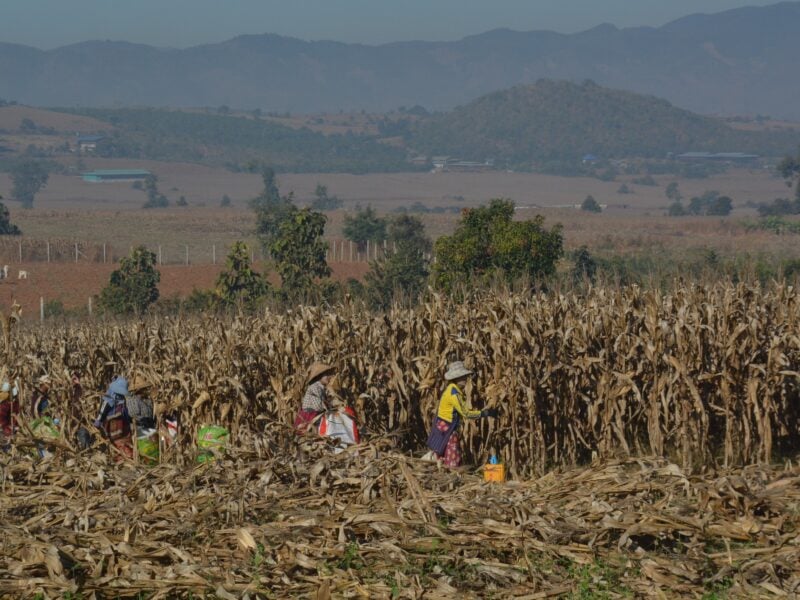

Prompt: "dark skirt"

[426,414,460,456]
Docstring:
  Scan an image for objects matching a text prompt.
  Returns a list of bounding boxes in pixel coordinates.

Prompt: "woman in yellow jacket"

[426,361,497,467]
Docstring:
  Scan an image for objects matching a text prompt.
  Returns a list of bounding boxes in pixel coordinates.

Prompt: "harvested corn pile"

[1,436,799,598]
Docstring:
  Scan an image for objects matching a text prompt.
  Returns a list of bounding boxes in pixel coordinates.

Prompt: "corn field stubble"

[1,283,800,597]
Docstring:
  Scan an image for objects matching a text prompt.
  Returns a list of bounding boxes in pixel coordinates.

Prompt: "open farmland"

[0,158,798,316]
[1,284,799,597]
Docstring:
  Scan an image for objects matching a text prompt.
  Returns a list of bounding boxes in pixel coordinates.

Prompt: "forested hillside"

[409,80,800,168]
[60,108,411,173]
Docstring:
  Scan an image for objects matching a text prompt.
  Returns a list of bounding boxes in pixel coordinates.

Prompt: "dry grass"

[1,284,799,597]
[1,447,798,598]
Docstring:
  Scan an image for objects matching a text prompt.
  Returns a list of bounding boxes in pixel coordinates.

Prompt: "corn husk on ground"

[1,442,799,598]
[1,283,799,597]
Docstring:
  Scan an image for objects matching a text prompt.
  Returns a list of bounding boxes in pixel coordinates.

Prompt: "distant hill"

[1,2,800,118]
[408,80,800,166]
[55,107,412,173]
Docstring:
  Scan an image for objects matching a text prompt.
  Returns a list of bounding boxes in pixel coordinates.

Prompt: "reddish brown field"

[0,261,368,315]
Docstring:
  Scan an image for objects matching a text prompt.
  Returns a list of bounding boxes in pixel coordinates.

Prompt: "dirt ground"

[0,261,368,315]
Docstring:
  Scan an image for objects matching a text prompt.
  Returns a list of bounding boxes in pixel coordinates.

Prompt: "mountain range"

[1,2,799,118]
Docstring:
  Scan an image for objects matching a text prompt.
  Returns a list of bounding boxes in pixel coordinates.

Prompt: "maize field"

[1,282,799,597]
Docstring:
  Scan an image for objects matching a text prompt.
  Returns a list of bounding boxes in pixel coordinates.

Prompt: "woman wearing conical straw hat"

[294,362,335,433]
[426,361,497,468]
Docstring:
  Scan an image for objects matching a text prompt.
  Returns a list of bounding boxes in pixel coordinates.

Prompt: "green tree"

[220,194,232,207]
[251,167,295,247]
[365,215,431,309]
[667,201,686,216]
[343,205,387,251]
[98,246,160,315]
[215,241,269,307]
[778,152,800,201]
[310,184,343,211]
[686,190,732,216]
[176,195,188,207]
[571,246,597,283]
[0,196,21,235]
[269,208,331,296]
[432,199,563,290]
[10,160,49,208]
[581,195,602,213]
[665,181,682,201]
[142,174,168,208]
[707,195,733,216]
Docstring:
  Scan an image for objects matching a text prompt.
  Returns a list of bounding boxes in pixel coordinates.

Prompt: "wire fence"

[0,238,425,267]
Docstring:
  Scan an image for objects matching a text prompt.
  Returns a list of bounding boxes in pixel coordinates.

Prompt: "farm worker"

[294,362,335,433]
[0,381,20,441]
[30,375,51,418]
[94,376,133,459]
[426,361,497,468]
[127,375,156,430]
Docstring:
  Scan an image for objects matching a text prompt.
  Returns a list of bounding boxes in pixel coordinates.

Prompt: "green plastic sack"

[197,425,228,463]
[137,435,159,465]
[31,417,60,440]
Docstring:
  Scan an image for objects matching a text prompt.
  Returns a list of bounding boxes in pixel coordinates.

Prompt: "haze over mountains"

[1,2,799,119]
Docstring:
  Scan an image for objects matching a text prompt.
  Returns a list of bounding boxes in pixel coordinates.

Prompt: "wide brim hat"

[129,375,152,393]
[307,362,335,384]
[444,361,473,381]
[108,376,129,397]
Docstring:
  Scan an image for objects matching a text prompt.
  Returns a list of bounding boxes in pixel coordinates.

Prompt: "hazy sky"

[1,0,785,49]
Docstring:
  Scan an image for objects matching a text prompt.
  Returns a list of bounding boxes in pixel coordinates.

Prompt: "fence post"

[46,241,50,263]
[349,241,353,262]
[18,241,21,263]
[185,245,189,266]
[158,245,162,265]
[212,244,216,265]
[75,243,79,263]
[40,297,44,322]
[366,240,370,261]
[88,297,92,317]
[103,243,106,264]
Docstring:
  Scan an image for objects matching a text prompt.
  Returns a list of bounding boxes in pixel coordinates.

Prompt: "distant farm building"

[432,156,495,172]
[82,169,151,182]
[76,135,106,153]
[676,152,760,162]
[582,154,598,164]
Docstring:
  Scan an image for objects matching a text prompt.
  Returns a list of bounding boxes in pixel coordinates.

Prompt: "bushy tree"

[365,215,431,309]
[581,195,602,213]
[0,197,21,235]
[757,197,800,216]
[310,184,343,211]
[10,160,49,208]
[343,205,387,251]
[251,167,295,246]
[269,208,331,296]
[98,246,160,315]
[571,246,597,283]
[215,241,268,307]
[432,199,563,290]
[142,174,168,208]
[687,191,732,216]
[665,181,682,201]
[778,151,800,201]
[220,194,232,207]
[667,201,686,216]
